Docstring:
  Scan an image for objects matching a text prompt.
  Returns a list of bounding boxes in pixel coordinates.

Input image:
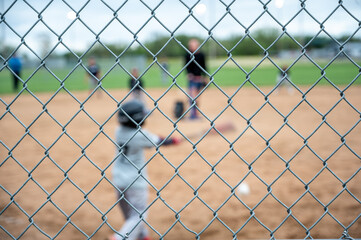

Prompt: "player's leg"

[190,80,205,119]
[285,78,294,94]
[275,75,282,93]
[12,71,19,91]
[93,77,102,97]
[88,77,93,95]
[188,79,199,119]
[114,188,149,240]
[194,81,204,110]
[127,188,149,240]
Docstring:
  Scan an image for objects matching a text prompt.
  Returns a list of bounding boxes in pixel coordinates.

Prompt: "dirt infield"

[1,86,360,239]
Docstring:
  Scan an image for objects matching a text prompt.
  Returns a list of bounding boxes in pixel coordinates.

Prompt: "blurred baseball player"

[8,53,22,92]
[110,100,180,240]
[129,68,145,102]
[276,65,294,94]
[85,56,101,97]
[184,38,208,120]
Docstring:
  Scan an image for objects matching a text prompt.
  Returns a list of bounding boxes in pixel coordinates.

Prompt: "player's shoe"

[109,234,150,240]
[107,234,117,240]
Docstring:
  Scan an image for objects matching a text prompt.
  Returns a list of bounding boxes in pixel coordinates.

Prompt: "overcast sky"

[1,0,361,56]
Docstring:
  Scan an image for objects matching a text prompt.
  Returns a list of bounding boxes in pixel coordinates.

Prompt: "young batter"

[110,100,179,240]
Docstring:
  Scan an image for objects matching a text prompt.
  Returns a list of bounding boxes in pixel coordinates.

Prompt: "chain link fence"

[1,0,361,239]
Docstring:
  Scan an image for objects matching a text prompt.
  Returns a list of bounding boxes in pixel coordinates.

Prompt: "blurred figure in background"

[85,56,102,97]
[8,53,22,92]
[184,39,208,120]
[276,65,294,94]
[129,68,145,102]
[160,59,169,86]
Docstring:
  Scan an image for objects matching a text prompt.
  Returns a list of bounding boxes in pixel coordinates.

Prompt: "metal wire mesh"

[1,0,360,239]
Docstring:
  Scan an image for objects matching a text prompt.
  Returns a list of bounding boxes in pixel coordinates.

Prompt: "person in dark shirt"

[85,56,101,97]
[184,39,208,119]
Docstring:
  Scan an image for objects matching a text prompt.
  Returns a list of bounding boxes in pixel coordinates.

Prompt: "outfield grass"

[0,57,360,94]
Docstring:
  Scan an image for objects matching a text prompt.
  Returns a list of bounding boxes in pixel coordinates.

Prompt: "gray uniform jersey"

[113,126,160,189]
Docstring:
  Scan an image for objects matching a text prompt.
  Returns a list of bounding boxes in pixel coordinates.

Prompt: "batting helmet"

[118,100,147,127]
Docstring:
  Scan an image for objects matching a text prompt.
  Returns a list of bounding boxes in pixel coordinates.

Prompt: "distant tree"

[60,28,361,60]
[0,45,15,58]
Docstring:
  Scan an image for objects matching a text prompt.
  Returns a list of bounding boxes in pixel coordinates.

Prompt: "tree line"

[1,28,358,60]
[71,28,359,59]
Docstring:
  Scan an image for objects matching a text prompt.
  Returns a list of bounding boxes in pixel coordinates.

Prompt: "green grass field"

[1,57,360,94]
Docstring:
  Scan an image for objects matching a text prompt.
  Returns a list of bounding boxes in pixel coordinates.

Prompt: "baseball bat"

[183,121,236,141]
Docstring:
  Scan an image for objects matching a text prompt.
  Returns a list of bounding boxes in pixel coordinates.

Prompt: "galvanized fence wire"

[0,0,360,239]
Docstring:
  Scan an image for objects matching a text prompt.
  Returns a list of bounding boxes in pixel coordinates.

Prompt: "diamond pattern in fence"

[1,0,360,239]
